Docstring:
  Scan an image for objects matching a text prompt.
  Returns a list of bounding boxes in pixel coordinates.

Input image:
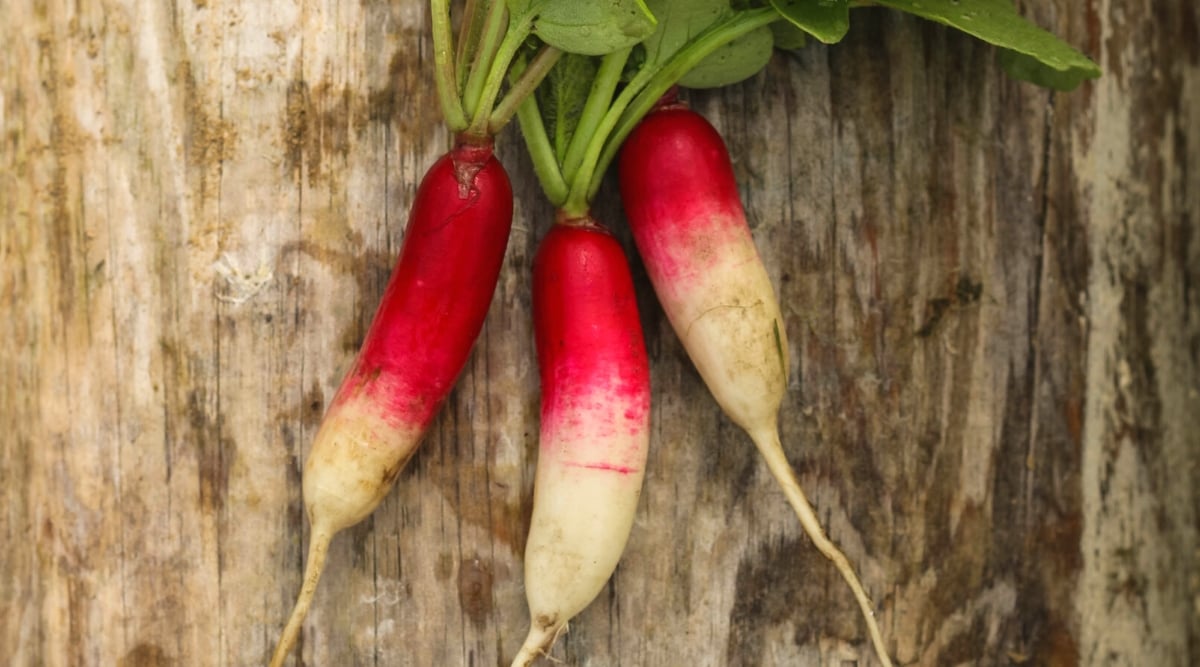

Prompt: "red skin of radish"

[534,222,650,455]
[618,107,745,282]
[618,107,894,667]
[511,220,650,666]
[333,141,513,429]
[271,141,512,667]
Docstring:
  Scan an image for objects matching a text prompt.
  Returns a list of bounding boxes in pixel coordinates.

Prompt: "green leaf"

[770,20,810,50]
[507,0,534,15]
[621,44,649,81]
[643,0,775,88]
[526,0,659,55]
[770,0,850,45]
[536,53,599,161]
[997,49,1090,92]
[872,0,1100,91]
[679,25,774,88]
[643,0,728,67]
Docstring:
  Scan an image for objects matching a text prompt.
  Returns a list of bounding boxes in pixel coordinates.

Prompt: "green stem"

[557,64,656,217]
[466,14,534,137]
[559,47,631,187]
[584,7,779,201]
[516,90,569,205]
[461,0,509,122]
[489,45,562,135]
[431,0,467,131]
[455,0,484,95]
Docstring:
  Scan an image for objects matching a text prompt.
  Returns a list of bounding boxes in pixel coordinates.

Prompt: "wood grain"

[2,0,1197,665]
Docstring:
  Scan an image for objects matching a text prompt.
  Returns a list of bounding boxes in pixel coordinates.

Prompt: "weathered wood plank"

[1,0,1196,666]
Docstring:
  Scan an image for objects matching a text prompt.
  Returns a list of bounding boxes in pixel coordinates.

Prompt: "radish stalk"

[454,0,483,95]
[559,47,632,186]
[431,0,467,131]
[466,12,535,137]
[269,141,513,667]
[511,219,651,666]
[512,7,782,216]
[488,45,563,134]
[461,0,510,121]
[618,105,893,667]
[576,8,780,208]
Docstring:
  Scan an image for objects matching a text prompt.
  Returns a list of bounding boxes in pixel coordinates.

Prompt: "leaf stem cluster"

[518,7,780,216]
[432,0,562,141]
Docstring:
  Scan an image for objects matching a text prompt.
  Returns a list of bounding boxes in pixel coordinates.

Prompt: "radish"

[269,140,513,667]
[511,219,651,666]
[618,105,893,667]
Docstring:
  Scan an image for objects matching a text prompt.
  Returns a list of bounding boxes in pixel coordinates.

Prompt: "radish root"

[510,621,565,667]
[749,429,893,667]
[269,527,332,667]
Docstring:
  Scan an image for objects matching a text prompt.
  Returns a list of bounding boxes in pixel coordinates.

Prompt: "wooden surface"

[2,1,1198,665]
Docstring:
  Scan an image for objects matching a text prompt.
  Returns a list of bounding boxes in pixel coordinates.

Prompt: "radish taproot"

[269,140,513,667]
[618,105,893,667]
[511,219,651,666]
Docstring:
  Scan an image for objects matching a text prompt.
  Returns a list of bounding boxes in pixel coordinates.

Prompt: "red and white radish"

[511,219,651,666]
[270,140,513,667]
[619,105,893,667]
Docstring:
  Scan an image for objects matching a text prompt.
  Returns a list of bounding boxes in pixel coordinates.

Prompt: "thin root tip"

[509,622,563,667]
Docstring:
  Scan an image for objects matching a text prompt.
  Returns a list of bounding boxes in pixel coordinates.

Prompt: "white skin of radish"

[303,393,423,533]
[513,389,649,665]
[639,213,895,667]
[269,392,422,667]
[649,221,788,431]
